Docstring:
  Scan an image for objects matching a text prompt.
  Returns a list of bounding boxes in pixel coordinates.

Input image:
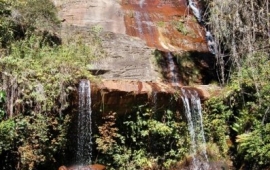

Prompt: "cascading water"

[167,52,180,87]
[188,0,217,54]
[181,88,209,170]
[134,11,143,37]
[143,12,156,47]
[76,80,92,165]
[188,0,202,23]
[165,52,209,168]
[139,0,145,8]
[131,1,156,47]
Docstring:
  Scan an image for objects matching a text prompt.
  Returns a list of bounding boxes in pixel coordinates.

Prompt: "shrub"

[95,106,189,169]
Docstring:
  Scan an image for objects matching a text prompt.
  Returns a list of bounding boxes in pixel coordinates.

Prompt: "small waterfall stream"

[139,0,145,8]
[181,88,209,170]
[164,51,209,169]
[134,11,143,38]
[188,0,202,23]
[167,52,180,87]
[131,1,156,47]
[76,80,92,165]
[188,0,217,54]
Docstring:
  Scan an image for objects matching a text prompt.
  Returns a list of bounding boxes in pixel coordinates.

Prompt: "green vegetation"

[95,107,190,169]
[202,0,270,169]
[175,52,202,85]
[156,21,166,28]
[0,0,101,169]
[0,0,269,169]
[174,22,189,35]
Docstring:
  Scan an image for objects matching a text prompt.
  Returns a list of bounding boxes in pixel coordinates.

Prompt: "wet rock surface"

[122,0,208,51]
[53,0,216,112]
[58,164,106,170]
[54,0,208,51]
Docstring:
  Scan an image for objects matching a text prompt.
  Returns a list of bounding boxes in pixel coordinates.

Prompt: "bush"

[0,1,102,168]
[95,107,189,169]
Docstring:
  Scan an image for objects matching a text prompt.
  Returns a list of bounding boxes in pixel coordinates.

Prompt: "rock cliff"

[53,0,214,111]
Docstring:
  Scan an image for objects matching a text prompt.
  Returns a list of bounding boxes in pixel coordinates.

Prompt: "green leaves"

[236,124,270,167]
[0,1,102,169]
[0,90,6,120]
[0,118,15,154]
[96,107,189,169]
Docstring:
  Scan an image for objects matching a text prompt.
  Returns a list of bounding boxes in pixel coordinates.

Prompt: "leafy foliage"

[203,96,232,158]
[95,107,189,169]
[235,124,270,168]
[201,0,270,168]
[0,90,6,120]
[0,0,103,169]
[203,53,270,168]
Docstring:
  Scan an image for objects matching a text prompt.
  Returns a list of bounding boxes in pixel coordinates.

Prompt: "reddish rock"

[88,80,212,114]
[91,80,176,114]
[55,0,208,52]
[58,164,106,170]
[122,0,208,51]
[182,85,210,101]
[54,0,215,115]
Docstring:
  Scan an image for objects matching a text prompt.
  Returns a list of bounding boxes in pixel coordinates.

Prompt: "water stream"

[76,79,92,165]
[139,0,145,8]
[188,0,217,54]
[165,51,209,168]
[167,52,180,87]
[143,12,155,46]
[134,11,143,38]
[133,2,155,46]
[188,0,202,23]
[181,88,209,170]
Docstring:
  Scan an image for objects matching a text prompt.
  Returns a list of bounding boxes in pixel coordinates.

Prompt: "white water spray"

[188,0,217,55]
[206,31,216,54]
[76,80,92,165]
[134,11,143,37]
[167,53,180,87]
[181,88,209,170]
[139,0,145,8]
[188,0,202,23]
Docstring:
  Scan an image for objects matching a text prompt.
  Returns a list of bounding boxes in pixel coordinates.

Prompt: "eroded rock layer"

[55,0,208,52]
[122,0,208,51]
[54,0,215,113]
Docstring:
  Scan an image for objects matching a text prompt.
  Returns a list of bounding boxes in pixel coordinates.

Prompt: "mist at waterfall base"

[181,89,209,170]
[75,80,92,166]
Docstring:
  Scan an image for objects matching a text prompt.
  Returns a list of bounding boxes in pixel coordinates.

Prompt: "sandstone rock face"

[53,0,214,112]
[55,0,208,52]
[55,0,125,34]
[91,32,159,81]
[91,80,176,114]
[122,0,208,51]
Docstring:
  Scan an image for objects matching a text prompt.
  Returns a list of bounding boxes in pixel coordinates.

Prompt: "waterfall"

[181,88,209,170]
[76,80,92,165]
[139,0,145,8]
[167,53,180,87]
[134,11,143,37]
[205,30,216,54]
[143,12,155,46]
[152,91,158,112]
[188,0,202,23]
[188,0,217,54]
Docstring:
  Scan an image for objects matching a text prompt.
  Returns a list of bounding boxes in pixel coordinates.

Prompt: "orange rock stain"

[121,0,208,52]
